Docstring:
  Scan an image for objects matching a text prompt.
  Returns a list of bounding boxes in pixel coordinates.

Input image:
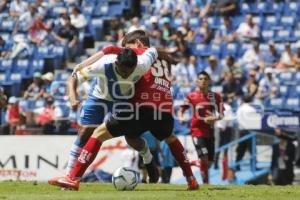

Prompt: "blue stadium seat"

[262,15,279,30]
[15,59,30,78]
[261,30,275,42]
[264,97,284,110]
[276,29,292,42]
[278,85,289,97]
[89,18,104,41]
[224,43,239,58]
[282,2,299,15]
[189,17,200,29]
[0,19,15,32]
[280,15,296,29]
[172,18,183,28]
[284,98,300,111]
[0,59,13,73]
[192,44,211,57]
[278,71,293,83]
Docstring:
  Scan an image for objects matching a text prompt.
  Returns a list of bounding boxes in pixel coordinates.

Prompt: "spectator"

[192,18,214,44]
[127,17,145,33]
[187,55,198,83]
[292,44,300,71]
[165,30,188,57]
[52,15,79,61]
[243,75,258,99]
[9,0,28,18]
[23,72,45,100]
[28,18,51,45]
[222,55,243,81]
[0,36,12,58]
[36,96,55,134]
[0,0,9,17]
[161,18,175,45]
[236,14,259,41]
[215,16,237,44]
[277,43,295,70]
[14,3,37,33]
[235,95,261,171]
[7,34,30,59]
[256,67,280,100]
[70,6,87,30]
[222,71,243,101]
[214,95,234,181]
[6,96,23,135]
[202,0,239,17]
[262,41,280,68]
[205,55,224,85]
[0,87,7,109]
[42,72,54,98]
[269,128,296,185]
[240,42,263,71]
[172,55,190,86]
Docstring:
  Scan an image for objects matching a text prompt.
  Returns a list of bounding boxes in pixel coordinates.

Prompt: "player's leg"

[125,136,159,183]
[150,110,198,189]
[49,122,113,190]
[192,137,212,184]
[66,126,96,175]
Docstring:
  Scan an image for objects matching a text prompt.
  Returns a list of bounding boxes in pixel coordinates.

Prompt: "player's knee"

[92,123,113,142]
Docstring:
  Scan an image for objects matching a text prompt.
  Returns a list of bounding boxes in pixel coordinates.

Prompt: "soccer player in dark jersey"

[48,30,199,190]
[178,71,224,184]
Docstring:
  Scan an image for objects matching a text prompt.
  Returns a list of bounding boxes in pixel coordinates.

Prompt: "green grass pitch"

[0,181,299,200]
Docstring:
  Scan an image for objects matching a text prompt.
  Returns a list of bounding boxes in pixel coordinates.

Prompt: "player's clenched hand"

[203,116,216,125]
[72,65,82,76]
[70,98,80,110]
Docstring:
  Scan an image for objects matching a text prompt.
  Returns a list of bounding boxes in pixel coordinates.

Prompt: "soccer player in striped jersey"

[62,47,158,176]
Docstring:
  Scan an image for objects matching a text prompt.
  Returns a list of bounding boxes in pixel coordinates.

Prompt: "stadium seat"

[0,59,13,73]
[0,18,15,32]
[284,98,300,111]
[262,15,279,30]
[172,18,183,28]
[189,17,200,29]
[15,59,30,78]
[278,85,289,97]
[283,2,299,15]
[224,43,238,57]
[90,18,104,41]
[280,15,296,29]
[278,71,294,84]
[276,29,291,42]
[264,97,284,110]
[261,30,275,42]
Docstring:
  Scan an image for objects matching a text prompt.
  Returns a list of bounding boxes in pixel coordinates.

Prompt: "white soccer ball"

[112,167,139,191]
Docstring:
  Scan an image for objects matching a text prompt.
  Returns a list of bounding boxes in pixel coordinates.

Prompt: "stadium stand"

[0,0,300,186]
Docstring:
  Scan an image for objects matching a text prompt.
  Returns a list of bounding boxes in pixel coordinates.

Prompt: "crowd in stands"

[0,0,299,185]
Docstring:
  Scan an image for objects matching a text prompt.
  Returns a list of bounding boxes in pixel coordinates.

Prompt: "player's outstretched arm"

[72,46,122,74]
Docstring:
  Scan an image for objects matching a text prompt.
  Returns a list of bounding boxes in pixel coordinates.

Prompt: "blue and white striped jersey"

[76,47,158,101]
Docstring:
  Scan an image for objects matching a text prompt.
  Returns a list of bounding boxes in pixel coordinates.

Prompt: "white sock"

[139,140,153,164]
[66,144,82,175]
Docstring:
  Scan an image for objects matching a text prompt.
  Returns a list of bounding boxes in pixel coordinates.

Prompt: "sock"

[69,137,102,180]
[66,143,83,175]
[222,154,228,181]
[139,140,153,164]
[168,138,193,179]
[200,161,209,184]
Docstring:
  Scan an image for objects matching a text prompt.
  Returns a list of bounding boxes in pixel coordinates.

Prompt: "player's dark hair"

[116,48,137,69]
[242,95,253,103]
[197,71,211,80]
[122,30,150,47]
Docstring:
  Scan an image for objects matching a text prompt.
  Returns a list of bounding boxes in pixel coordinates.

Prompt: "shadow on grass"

[136,188,188,192]
[208,187,231,191]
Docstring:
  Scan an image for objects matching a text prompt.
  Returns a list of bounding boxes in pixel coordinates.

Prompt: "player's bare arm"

[67,75,80,110]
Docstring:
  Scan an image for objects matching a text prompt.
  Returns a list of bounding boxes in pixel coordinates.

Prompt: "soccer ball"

[112,167,139,191]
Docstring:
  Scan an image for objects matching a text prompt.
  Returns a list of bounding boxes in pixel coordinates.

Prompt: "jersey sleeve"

[102,46,122,55]
[76,56,107,83]
[135,47,158,74]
